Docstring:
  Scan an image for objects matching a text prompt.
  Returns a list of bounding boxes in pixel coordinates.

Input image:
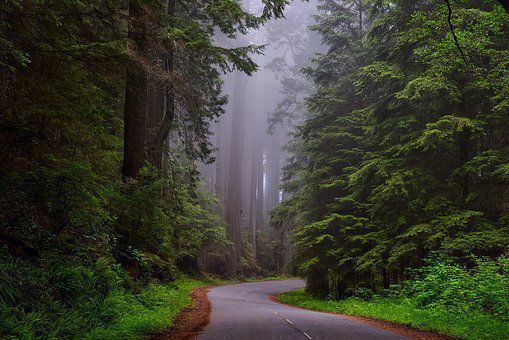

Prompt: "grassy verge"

[278,290,509,340]
[245,275,297,282]
[87,275,293,339]
[86,278,212,339]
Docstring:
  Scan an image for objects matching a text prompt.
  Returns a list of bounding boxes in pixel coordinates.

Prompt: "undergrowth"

[0,253,211,339]
[278,258,509,340]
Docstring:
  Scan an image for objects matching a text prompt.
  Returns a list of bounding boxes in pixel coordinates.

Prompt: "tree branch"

[444,0,469,65]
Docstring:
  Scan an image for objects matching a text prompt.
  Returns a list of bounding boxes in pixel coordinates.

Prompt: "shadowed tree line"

[0,0,287,337]
[270,0,509,297]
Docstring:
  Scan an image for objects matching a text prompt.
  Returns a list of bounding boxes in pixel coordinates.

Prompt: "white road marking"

[272,311,311,340]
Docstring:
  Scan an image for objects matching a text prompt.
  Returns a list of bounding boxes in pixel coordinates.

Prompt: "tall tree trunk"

[458,128,471,206]
[123,0,148,179]
[248,137,262,262]
[267,131,281,212]
[358,0,363,36]
[225,70,246,276]
[256,152,265,228]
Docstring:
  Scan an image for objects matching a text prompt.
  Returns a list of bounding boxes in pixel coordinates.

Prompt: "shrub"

[405,257,509,319]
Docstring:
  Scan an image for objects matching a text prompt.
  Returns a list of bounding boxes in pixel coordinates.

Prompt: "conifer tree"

[281,0,509,296]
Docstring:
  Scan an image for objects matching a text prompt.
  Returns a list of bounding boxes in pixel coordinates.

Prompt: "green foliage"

[0,254,132,338]
[0,249,211,339]
[86,278,207,339]
[279,257,509,339]
[277,0,509,297]
[279,289,509,340]
[1,0,286,337]
[406,257,509,319]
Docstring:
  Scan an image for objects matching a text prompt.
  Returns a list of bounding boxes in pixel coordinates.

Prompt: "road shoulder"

[270,295,452,340]
[151,285,213,340]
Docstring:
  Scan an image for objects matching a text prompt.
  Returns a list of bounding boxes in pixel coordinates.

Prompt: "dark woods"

[1,0,508,338]
[272,0,509,297]
[0,0,287,337]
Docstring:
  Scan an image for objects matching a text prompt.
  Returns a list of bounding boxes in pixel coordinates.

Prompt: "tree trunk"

[267,131,281,212]
[249,138,263,262]
[122,0,148,179]
[458,128,470,206]
[225,70,246,276]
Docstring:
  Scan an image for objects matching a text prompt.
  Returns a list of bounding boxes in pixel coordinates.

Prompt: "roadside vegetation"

[2,0,509,338]
[269,3,509,338]
[279,258,509,339]
[0,252,215,339]
[0,253,289,340]
[0,0,288,338]
[87,278,209,339]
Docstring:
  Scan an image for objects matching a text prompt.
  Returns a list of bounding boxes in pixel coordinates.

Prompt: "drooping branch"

[444,0,469,65]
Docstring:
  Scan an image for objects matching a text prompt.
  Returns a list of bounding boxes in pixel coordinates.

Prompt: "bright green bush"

[405,257,509,320]
[280,257,509,339]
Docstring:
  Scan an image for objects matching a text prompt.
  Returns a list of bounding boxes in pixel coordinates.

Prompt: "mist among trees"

[1,0,508,338]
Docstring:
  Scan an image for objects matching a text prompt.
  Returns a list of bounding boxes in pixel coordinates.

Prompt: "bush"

[406,257,509,319]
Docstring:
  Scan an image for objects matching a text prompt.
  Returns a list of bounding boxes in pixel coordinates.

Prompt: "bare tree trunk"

[248,137,262,262]
[225,70,246,276]
[256,151,265,229]
[122,0,148,179]
[358,0,363,36]
[267,131,281,212]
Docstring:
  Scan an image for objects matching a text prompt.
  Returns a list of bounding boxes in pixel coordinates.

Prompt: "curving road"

[199,280,405,340]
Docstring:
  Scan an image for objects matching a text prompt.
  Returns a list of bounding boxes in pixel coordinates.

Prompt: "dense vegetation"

[2,0,508,337]
[272,0,509,298]
[279,257,509,339]
[0,0,286,337]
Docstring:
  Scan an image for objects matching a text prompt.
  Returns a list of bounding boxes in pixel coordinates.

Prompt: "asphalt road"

[198,279,405,340]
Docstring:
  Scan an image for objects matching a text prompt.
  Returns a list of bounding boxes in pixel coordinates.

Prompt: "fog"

[199,0,322,275]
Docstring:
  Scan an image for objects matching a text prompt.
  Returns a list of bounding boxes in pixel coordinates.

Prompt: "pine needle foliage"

[279,0,509,296]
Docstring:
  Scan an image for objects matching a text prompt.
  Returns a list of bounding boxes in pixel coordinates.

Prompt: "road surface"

[199,279,405,340]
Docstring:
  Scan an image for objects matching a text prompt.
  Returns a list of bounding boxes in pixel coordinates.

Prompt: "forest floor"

[277,290,509,339]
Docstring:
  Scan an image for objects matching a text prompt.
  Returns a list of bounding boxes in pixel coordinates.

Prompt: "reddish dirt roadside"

[152,286,213,340]
[269,296,453,340]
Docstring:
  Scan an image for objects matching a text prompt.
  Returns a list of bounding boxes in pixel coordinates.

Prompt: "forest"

[1,0,508,339]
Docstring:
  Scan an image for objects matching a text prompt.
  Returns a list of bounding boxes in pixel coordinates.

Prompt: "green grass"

[278,290,509,340]
[244,275,297,282]
[0,256,296,340]
[86,278,211,339]
[87,276,293,339]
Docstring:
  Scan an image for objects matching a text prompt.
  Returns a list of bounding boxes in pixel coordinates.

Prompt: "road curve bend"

[198,279,405,340]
